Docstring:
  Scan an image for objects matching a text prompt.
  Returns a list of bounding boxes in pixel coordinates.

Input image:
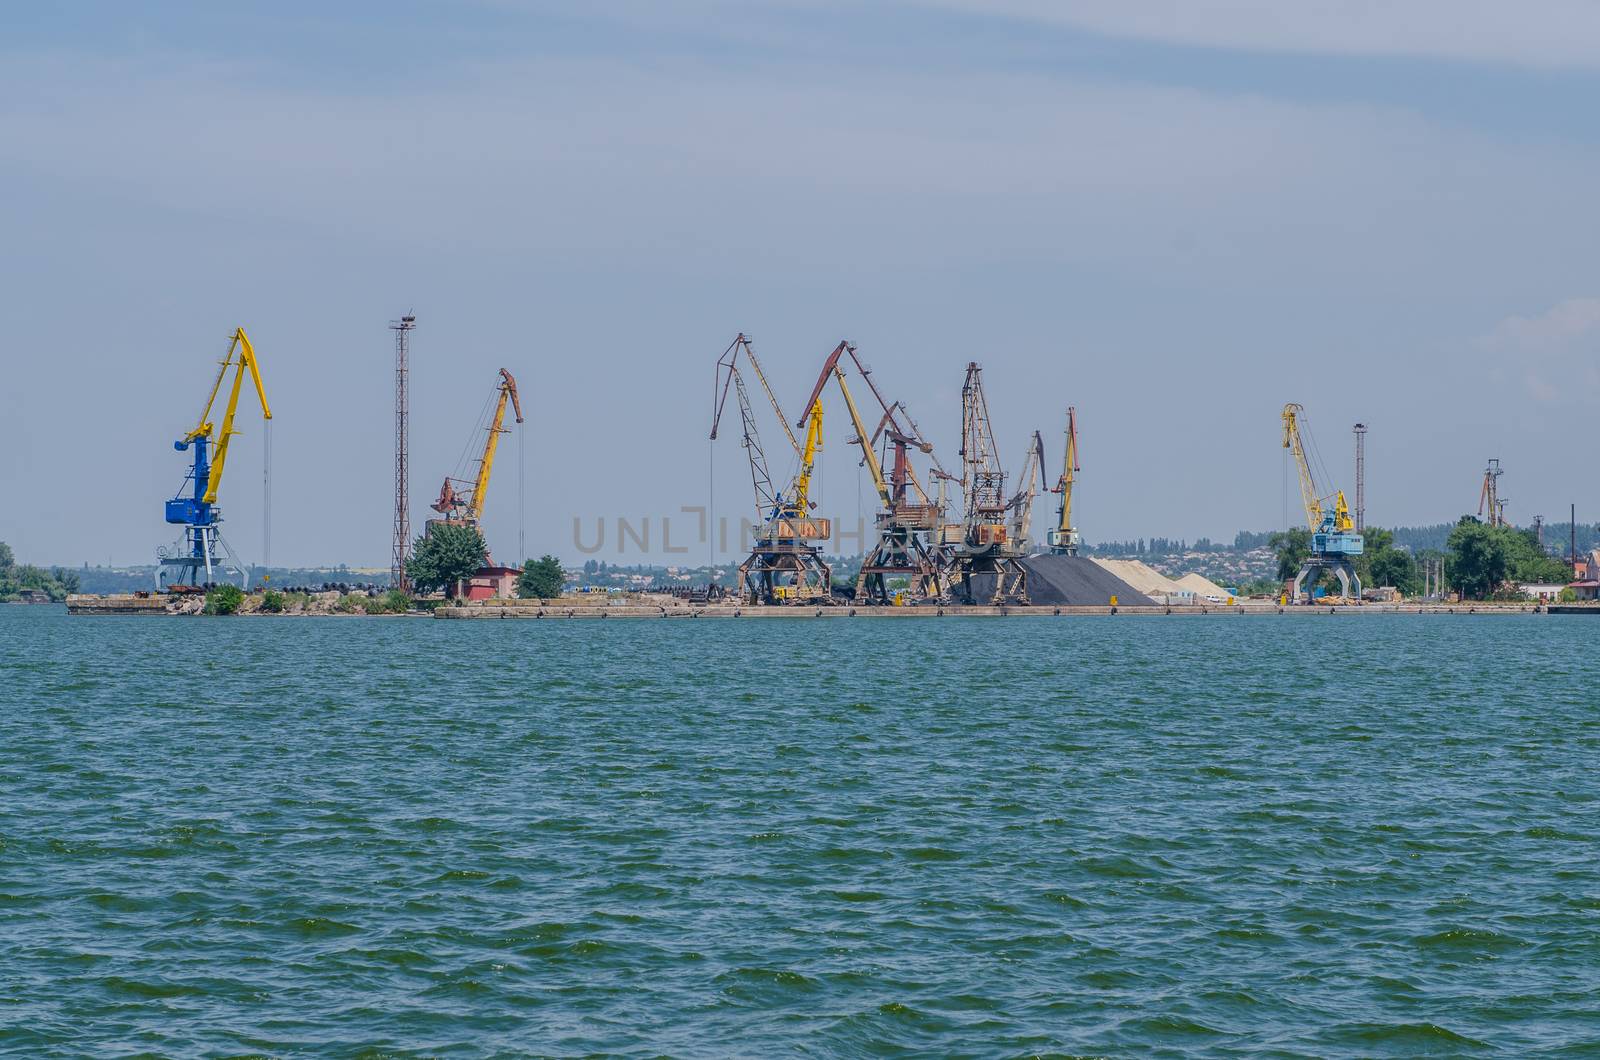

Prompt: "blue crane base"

[1292,555,1362,604]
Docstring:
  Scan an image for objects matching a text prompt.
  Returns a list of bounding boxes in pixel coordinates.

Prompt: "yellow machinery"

[158,328,272,590]
[1008,430,1047,552]
[1047,406,1081,554]
[1282,403,1356,535]
[710,334,832,603]
[830,361,944,602]
[431,369,524,528]
[1281,402,1363,602]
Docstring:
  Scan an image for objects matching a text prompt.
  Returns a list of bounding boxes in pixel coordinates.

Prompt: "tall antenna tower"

[390,313,416,590]
[1352,422,1367,532]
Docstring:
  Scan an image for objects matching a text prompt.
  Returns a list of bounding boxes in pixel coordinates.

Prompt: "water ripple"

[3,608,1598,1054]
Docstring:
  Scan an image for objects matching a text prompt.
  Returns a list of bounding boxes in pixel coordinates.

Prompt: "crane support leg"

[856,528,942,604]
[954,553,1028,605]
[1291,556,1362,604]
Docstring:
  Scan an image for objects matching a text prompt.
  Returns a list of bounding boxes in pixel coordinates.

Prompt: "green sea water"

[3,605,1598,1056]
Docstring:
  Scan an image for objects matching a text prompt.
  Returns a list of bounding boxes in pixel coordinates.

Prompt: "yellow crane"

[833,364,892,508]
[1008,430,1047,551]
[709,334,831,603]
[1281,401,1363,603]
[789,399,823,514]
[432,369,524,526]
[1282,403,1354,534]
[1047,406,1080,554]
[159,327,272,590]
[830,361,943,602]
[185,328,272,505]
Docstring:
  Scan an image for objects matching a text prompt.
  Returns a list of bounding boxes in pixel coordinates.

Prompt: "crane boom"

[1055,406,1078,534]
[1008,430,1046,548]
[733,366,779,519]
[791,400,823,512]
[1281,403,1324,531]
[195,328,272,505]
[833,365,891,508]
[468,369,524,523]
[1281,402,1353,533]
[711,334,800,456]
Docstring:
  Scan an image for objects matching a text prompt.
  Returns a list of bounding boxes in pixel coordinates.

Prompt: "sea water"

[3,606,1597,1055]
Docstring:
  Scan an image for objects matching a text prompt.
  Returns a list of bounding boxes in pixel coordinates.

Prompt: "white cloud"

[1481,298,1600,404]
[919,0,1600,69]
[1484,297,1600,350]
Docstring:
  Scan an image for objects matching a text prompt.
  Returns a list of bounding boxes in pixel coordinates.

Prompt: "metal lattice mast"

[959,362,1006,534]
[1353,422,1367,532]
[391,314,416,590]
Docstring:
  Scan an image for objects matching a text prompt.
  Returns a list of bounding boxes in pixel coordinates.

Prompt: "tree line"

[0,542,80,602]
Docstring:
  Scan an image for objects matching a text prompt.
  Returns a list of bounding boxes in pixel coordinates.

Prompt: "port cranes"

[430,368,524,530]
[1282,402,1363,603]
[1007,431,1047,553]
[711,334,831,603]
[798,340,947,603]
[951,363,1028,604]
[157,327,272,590]
[1478,459,1507,527]
[1046,407,1080,554]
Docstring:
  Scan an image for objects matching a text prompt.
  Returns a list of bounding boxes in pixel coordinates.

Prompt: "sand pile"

[1090,559,1186,598]
[1174,573,1232,599]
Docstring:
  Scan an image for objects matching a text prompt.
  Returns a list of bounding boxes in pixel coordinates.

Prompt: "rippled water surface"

[4,606,1599,1056]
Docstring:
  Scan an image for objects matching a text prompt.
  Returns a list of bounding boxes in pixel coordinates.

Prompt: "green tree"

[1445,518,1506,600]
[408,524,488,596]
[1269,528,1310,581]
[517,555,566,599]
[204,584,245,615]
[0,542,13,572]
[1353,527,1420,596]
[1367,548,1418,594]
[1502,526,1575,585]
[260,589,285,613]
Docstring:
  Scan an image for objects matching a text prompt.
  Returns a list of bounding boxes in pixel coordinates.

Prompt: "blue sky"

[3,1,1598,566]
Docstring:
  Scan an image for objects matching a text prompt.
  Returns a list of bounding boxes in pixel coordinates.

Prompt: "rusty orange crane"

[431,368,524,527]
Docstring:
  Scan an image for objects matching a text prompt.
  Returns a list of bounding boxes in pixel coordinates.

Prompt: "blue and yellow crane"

[157,328,272,590]
[1282,402,1363,603]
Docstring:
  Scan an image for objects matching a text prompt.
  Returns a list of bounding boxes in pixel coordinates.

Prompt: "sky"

[3,0,1598,568]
